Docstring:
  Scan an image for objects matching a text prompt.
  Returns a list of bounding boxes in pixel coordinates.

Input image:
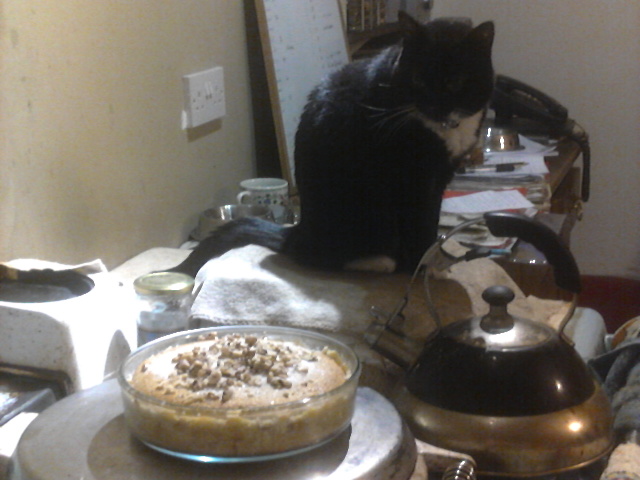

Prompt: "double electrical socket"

[182,66,226,129]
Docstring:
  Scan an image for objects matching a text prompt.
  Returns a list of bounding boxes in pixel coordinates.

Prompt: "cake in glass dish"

[118,326,360,461]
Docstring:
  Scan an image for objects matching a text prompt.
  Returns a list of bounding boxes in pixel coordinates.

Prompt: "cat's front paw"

[344,255,397,273]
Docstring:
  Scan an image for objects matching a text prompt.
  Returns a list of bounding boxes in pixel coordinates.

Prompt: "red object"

[578,275,640,332]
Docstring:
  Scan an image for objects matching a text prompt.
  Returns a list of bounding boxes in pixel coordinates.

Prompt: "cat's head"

[390,12,495,125]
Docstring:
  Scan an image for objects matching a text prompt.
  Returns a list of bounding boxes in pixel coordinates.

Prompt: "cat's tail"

[167,217,289,277]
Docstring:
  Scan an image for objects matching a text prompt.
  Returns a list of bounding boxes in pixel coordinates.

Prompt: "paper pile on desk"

[441,189,534,215]
[448,134,555,209]
[480,135,557,176]
[439,189,537,249]
[438,135,556,249]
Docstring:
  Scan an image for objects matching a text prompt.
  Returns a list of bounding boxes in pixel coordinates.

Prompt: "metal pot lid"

[442,285,554,349]
[11,380,418,480]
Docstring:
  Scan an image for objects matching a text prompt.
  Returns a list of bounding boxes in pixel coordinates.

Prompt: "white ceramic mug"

[236,178,289,223]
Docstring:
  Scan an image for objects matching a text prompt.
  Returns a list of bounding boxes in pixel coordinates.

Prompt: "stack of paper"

[439,190,537,249]
[481,135,556,176]
[441,189,534,215]
[438,135,555,248]
[447,135,556,211]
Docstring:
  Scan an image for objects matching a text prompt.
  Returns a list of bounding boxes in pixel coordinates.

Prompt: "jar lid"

[133,272,195,296]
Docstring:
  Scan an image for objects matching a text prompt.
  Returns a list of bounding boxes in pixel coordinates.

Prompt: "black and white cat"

[171,13,495,277]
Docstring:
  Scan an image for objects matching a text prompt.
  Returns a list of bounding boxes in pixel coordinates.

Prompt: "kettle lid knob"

[480,285,515,334]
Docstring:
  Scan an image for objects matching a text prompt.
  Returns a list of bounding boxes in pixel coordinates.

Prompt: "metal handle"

[483,211,581,294]
[368,212,582,358]
[422,212,580,333]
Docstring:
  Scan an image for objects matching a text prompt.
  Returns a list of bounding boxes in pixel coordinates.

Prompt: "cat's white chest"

[420,110,484,160]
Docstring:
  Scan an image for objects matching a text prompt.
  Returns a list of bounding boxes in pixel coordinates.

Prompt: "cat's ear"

[468,21,495,52]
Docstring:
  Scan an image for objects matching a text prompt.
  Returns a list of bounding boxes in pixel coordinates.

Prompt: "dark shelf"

[348,22,401,57]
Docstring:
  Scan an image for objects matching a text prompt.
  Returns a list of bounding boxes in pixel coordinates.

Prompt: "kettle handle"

[366,211,580,365]
[483,212,581,294]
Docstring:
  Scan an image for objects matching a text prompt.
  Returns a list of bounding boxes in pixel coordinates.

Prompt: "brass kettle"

[366,212,613,477]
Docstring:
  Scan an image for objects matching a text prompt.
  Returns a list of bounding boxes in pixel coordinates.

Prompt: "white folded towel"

[190,245,429,337]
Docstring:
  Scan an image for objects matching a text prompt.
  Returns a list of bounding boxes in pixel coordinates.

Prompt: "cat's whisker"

[361,104,390,113]
[375,115,411,138]
[368,104,417,138]
[361,102,413,116]
[386,114,415,140]
[366,104,414,123]
[371,112,406,135]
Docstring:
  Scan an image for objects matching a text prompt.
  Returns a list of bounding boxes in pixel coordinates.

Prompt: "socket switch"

[182,66,226,129]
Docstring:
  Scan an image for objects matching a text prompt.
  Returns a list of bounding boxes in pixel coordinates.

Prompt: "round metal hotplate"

[10,380,417,480]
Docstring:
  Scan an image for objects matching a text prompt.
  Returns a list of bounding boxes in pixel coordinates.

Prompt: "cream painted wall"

[1,1,256,269]
[433,1,640,279]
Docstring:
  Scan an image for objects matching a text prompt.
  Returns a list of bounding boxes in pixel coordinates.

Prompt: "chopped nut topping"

[169,333,317,397]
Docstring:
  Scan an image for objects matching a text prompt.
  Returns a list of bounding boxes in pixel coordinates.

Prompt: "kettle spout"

[365,307,423,371]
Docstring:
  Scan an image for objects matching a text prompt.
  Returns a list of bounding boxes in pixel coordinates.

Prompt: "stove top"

[9,382,421,480]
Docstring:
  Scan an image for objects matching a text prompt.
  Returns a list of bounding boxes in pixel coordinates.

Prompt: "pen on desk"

[456,162,527,174]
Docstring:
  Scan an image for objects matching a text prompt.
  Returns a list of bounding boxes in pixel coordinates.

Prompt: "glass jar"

[133,272,195,346]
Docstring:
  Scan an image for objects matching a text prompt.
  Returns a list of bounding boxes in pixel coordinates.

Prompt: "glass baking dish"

[118,325,361,462]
